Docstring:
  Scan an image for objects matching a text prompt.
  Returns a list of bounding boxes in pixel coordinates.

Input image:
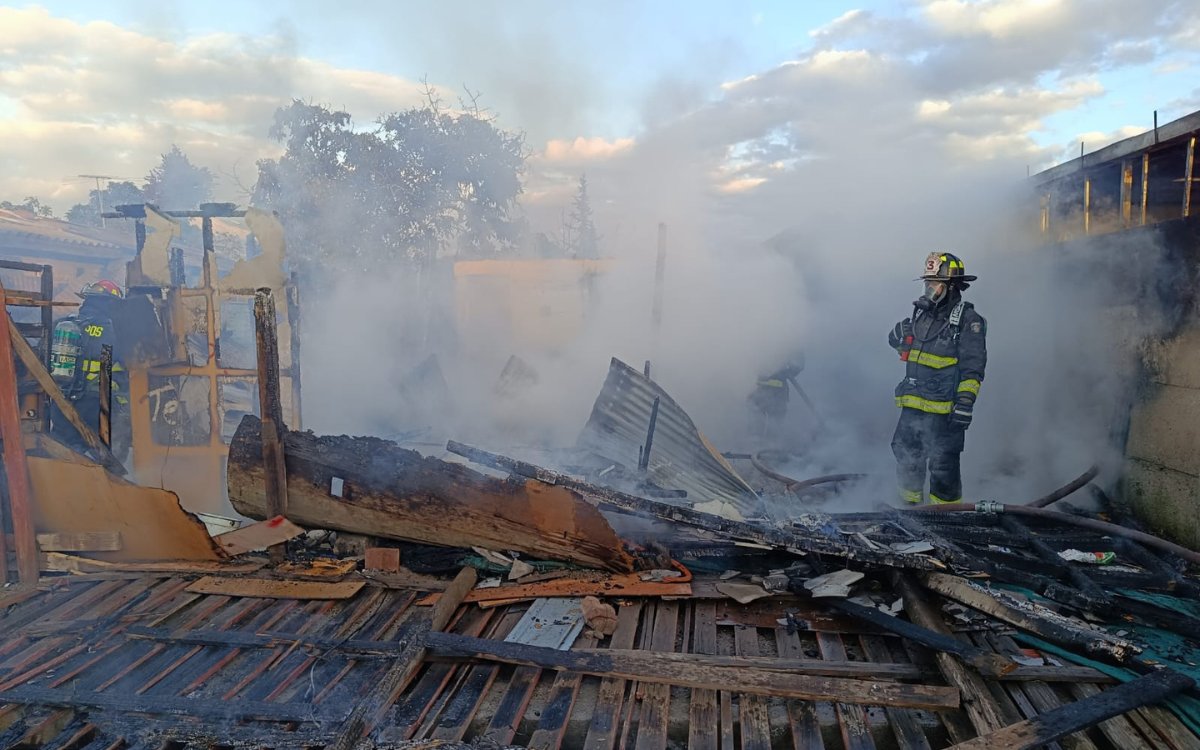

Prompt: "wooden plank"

[689,602,720,750]
[583,601,643,750]
[213,515,303,556]
[481,664,542,744]
[428,610,524,741]
[860,635,932,750]
[327,566,477,750]
[634,601,679,750]
[229,416,634,571]
[817,631,876,750]
[949,670,1195,750]
[253,288,289,563]
[396,607,496,739]
[1134,705,1200,750]
[528,634,599,750]
[775,627,824,750]
[417,575,690,605]
[0,291,38,585]
[560,648,926,679]
[185,576,365,600]
[983,634,1097,750]
[40,553,260,575]
[35,532,122,553]
[734,625,772,750]
[426,631,961,709]
[1067,682,1156,750]
[896,573,1014,739]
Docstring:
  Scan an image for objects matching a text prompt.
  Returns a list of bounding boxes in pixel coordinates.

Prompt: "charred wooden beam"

[828,598,1015,677]
[921,572,1140,662]
[425,631,961,710]
[253,288,288,563]
[446,441,940,570]
[228,417,633,572]
[946,668,1195,750]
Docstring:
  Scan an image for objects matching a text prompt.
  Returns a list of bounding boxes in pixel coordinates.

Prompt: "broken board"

[27,456,222,562]
[214,515,305,556]
[185,576,366,600]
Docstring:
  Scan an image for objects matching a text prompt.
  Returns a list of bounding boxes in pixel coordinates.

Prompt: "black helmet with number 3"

[919,252,976,286]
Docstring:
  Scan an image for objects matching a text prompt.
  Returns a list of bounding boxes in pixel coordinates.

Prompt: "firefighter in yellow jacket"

[887,253,986,505]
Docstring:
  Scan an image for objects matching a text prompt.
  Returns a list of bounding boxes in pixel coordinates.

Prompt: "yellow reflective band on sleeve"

[900,489,924,504]
[758,379,785,388]
[895,394,953,414]
[957,379,981,395]
[82,360,101,373]
[907,349,958,369]
[930,493,961,504]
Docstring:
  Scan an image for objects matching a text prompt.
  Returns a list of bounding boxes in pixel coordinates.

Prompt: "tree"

[567,174,599,258]
[0,197,53,217]
[252,99,526,273]
[65,181,144,226]
[144,145,214,208]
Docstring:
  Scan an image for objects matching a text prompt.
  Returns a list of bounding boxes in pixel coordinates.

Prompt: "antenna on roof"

[77,175,119,228]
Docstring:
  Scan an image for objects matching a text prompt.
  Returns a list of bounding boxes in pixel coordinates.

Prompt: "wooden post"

[98,344,112,449]
[253,288,288,562]
[38,266,53,432]
[0,286,39,585]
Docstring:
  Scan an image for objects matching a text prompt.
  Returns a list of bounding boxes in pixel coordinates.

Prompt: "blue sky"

[2,1,1199,220]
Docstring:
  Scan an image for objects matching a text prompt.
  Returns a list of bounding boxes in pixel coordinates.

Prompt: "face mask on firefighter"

[924,280,948,304]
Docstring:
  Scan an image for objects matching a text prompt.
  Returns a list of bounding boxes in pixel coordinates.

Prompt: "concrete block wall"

[1124,322,1200,549]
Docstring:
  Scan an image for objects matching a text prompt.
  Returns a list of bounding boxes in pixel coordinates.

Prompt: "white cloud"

[0,7,436,210]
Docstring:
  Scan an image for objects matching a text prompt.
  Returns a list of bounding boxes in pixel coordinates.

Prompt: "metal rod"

[639,396,660,471]
[1183,135,1195,218]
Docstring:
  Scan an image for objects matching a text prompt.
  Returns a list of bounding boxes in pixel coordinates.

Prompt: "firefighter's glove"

[948,400,973,431]
[888,319,913,352]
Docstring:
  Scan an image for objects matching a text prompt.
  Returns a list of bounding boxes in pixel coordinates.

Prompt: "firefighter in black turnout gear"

[49,279,130,460]
[887,253,986,505]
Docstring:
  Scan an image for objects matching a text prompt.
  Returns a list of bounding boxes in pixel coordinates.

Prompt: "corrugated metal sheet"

[577,357,759,518]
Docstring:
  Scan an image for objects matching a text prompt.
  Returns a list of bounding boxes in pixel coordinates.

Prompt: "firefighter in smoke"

[748,354,805,441]
[49,280,130,460]
[887,253,986,505]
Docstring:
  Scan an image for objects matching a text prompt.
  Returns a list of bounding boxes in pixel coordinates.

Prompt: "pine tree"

[568,174,600,259]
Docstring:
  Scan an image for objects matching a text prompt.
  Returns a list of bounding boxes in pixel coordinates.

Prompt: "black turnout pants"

[891,408,964,504]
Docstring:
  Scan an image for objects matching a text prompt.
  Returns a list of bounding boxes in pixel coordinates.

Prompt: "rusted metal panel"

[578,357,759,518]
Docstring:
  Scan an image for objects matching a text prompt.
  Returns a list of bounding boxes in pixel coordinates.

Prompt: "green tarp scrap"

[1013,633,1200,737]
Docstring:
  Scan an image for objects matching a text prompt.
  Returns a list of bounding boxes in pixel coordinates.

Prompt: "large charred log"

[228,415,634,572]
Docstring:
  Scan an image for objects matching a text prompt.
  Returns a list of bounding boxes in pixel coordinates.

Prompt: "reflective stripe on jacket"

[893,297,986,415]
